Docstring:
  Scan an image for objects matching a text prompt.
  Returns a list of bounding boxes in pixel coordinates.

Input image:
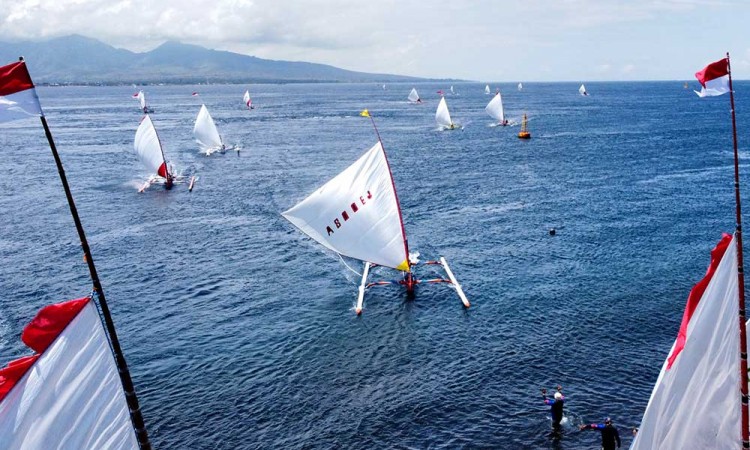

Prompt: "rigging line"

[338,253,363,277]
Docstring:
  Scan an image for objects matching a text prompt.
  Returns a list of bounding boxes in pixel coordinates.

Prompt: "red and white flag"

[0,61,43,123]
[694,58,730,97]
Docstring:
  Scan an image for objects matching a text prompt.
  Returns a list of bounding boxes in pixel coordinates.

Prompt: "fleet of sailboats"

[6,52,747,449]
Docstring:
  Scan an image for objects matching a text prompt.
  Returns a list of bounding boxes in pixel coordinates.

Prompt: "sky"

[0,0,749,81]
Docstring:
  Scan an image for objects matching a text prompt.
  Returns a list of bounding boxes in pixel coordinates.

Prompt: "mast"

[23,57,152,449]
[727,52,749,449]
[364,112,410,271]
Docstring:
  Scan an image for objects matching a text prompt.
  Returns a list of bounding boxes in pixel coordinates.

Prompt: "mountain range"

[0,35,425,85]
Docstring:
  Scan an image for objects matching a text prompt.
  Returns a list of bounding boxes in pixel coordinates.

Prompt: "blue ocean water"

[1,81,748,449]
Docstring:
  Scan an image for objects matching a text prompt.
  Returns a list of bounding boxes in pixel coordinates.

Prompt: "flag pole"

[727,52,750,449]
[22,57,152,449]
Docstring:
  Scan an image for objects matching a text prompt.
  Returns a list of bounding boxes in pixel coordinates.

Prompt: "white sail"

[484,84,490,94]
[136,90,146,109]
[134,115,168,178]
[631,234,741,449]
[193,104,224,153]
[435,97,453,129]
[579,84,587,95]
[0,298,139,449]
[243,90,252,108]
[450,85,455,95]
[282,141,409,271]
[485,92,505,123]
[518,82,523,90]
[407,88,420,103]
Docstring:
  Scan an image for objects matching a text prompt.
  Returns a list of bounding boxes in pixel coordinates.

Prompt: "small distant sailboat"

[134,115,175,191]
[485,91,508,126]
[194,104,231,156]
[485,84,491,95]
[382,84,387,91]
[133,90,153,113]
[518,113,531,139]
[436,97,458,130]
[450,85,457,95]
[407,88,422,103]
[518,82,523,91]
[579,84,588,96]
[242,90,254,109]
[282,110,470,314]
[684,81,689,89]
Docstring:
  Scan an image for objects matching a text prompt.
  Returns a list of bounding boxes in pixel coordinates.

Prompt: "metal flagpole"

[22,57,152,449]
[726,52,750,449]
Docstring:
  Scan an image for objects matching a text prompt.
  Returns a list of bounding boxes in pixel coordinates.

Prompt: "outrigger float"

[282,109,470,315]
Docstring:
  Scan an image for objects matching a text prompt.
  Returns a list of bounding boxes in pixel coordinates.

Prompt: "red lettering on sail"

[324,189,373,236]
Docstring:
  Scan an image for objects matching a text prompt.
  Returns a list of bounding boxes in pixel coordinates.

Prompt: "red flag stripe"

[0,61,35,96]
[0,297,90,403]
[695,58,729,87]
[667,233,732,369]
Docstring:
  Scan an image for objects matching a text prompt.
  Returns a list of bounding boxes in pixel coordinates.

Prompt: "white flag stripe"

[0,88,42,123]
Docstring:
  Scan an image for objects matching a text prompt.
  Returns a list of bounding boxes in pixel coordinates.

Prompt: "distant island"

[0,35,441,85]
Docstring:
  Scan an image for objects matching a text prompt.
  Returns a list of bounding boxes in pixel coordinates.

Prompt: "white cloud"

[0,0,745,80]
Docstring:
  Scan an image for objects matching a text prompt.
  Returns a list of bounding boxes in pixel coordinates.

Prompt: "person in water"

[580,417,621,450]
[541,386,565,434]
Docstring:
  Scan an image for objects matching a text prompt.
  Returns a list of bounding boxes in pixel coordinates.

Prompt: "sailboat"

[407,88,422,103]
[485,91,508,126]
[436,96,459,130]
[194,104,231,156]
[134,115,174,191]
[518,82,523,91]
[518,113,531,139]
[485,84,491,95]
[684,81,689,89]
[579,84,588,96]
[281,110,469,314]
[242,90,254,109]
[450,85,457,95]
[133,90,153,113]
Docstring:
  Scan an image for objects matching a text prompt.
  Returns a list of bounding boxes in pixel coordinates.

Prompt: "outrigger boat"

[282,110,470,315]
[436,96,460,130]
[133,115,195,192]
[407,88,421,103]
[579,84,588,96]
[485,91,508,126]
[484,84,491,95]
[193,104,235,155]
[243,90,254,109]
[133,90,153,113]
